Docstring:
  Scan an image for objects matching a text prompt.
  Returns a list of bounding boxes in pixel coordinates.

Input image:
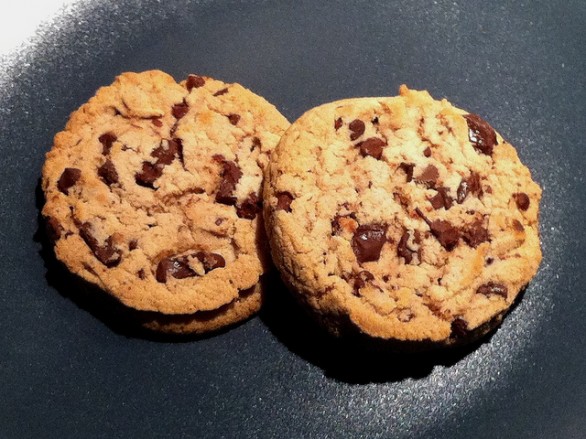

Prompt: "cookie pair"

[43,71,542,346]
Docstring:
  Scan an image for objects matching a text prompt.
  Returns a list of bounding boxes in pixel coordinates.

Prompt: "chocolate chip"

[513,192,530,211]
[135,162,163,188]
[477,282,508,298]
[152,139,181,166]
[462,220,489,248]
[349,119,365,141]
[156,256,195,282]
[172,102,189,119]
[186,74,205,90]
[451,317,468,339]
[486,257,494,265]
[416,165,439,189]
[227,114,241,125]
[399,162,415,182]
[276,192,294,212]
[430,220,460,251]
[372,116,379,125]
[195,252,226,272]
[214,87,228,96]
[334,117,343,130]
[236,193,262,219]
[215,159,242,205]
[151,117,163,127]
[429,187,452,210]
[137,269,146,280]
[57,168,81,194]
[351,223,388,263]
[397,230,414,263]
[45,216,63,241]
[416,209,460,251]
[352,270,374,295]
[512,219,524,232]
[98,132,117,155]
[464,113,497,155]
[79,223,121,267]
[357,137,386,159]
[423,146,431,157]
[251,137,262,150]
[129,240,138,251]
[98,159,119,186]
[456,172,482,203]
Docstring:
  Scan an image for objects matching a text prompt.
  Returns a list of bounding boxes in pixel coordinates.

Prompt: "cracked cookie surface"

[42,70,289,333]
[264,85,541,346]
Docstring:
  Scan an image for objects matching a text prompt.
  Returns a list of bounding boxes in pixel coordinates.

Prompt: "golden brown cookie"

[42,70,289,333]
[263,85,541,347]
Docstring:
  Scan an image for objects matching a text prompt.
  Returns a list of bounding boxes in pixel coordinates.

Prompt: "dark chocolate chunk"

[57,168,81,194]
[456,171,482,203]
[464,113,497,155]
[79,222,121,267]
[352,270,374,295]
[135,162,163,188]
[152,139,180,165]
[429,187,452,210]
[512,219,524,232]
[397,230,414,263]
[430,220,460,251]
[423,146,431,157]
[151,117,163,127]
[227,113,241,125]
[156,256,195,282]
[357,137,386,159]
[513,192,530,211]
[98,132,117,154]
[416,164,439,188]
[186,74,205,90]
[214,87,228,96]
[236,193,262,219]
[45,216,63,241]
[276,192,294,212]
[334,117,343,130]
[98,159,119,186]
[215,160,242,205]
[462,220,489,248]
[349,119,365,141]
[251,137,262,150]
[172,102,189,119]
[195,252,226,272]
[351,223,388,263]
[399,162,415,182]
[451,317,468,339]
[477,282,508,299]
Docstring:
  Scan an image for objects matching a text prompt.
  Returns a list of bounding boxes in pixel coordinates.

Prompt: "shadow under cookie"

[259,270,525,384]
[34,180,258,342]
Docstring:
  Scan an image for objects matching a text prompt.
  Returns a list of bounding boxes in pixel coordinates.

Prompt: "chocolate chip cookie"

[264,85,542,347]
[42,70,289,333]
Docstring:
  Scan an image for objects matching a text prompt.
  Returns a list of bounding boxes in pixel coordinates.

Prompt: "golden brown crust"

[42,70,289,332]
[264,86,541,345]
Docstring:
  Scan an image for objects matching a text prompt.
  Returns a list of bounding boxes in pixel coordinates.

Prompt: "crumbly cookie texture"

[264,85,542,346]
[42,70,289,333]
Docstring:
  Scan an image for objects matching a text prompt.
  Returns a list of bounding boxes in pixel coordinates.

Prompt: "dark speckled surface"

[1,1,585,438]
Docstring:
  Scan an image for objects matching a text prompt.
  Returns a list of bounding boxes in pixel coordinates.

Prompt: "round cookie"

[263,85,542,347]
[42,70,289,333]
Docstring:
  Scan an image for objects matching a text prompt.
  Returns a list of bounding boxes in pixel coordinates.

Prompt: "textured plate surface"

[1,1,585,438]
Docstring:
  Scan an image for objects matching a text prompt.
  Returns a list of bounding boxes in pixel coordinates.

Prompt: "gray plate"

[1,1,585,438]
